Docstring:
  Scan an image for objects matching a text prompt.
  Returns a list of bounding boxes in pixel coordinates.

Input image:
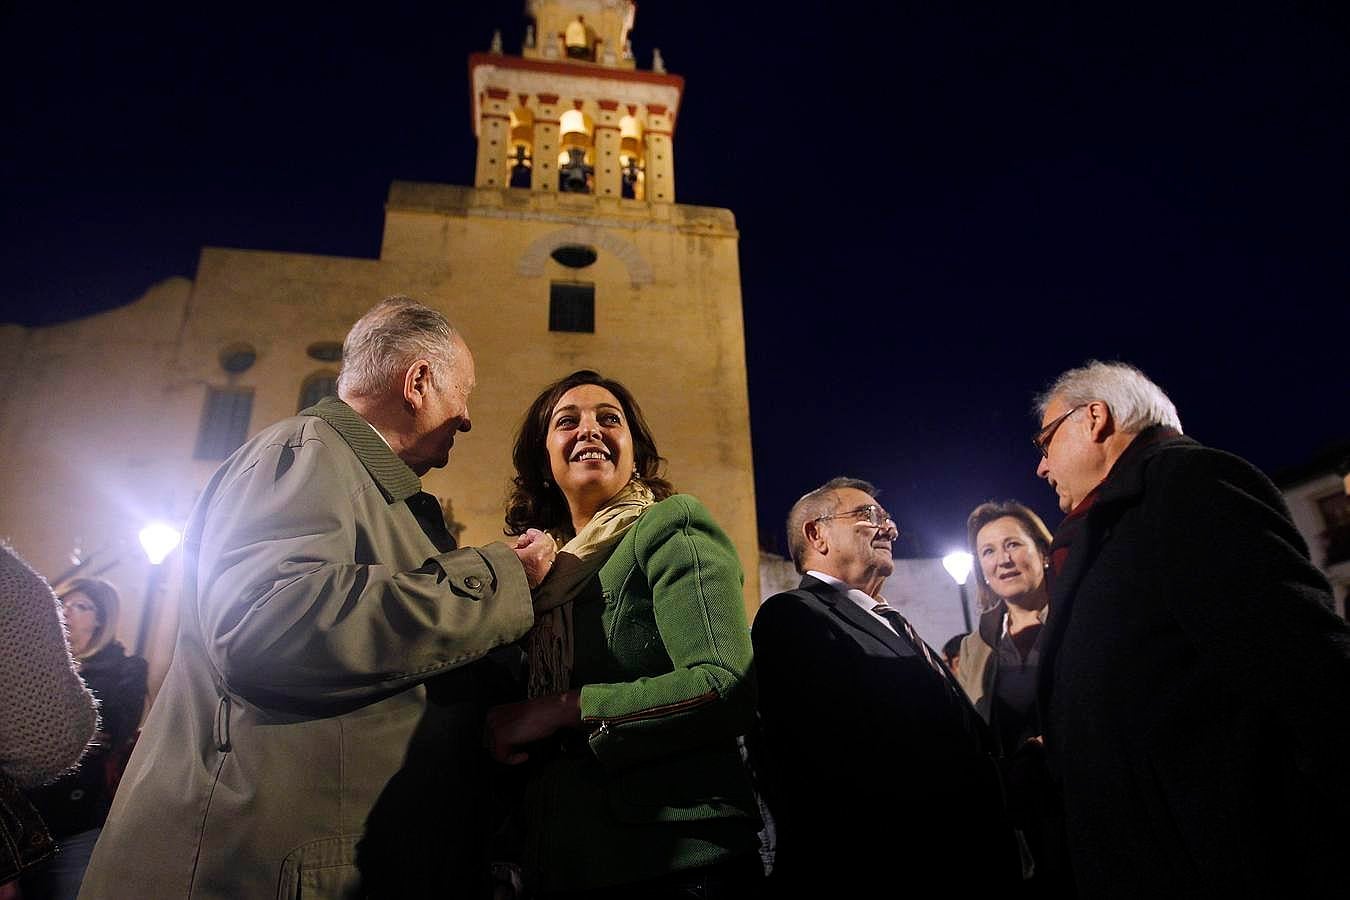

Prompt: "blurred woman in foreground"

[0,545,96,896]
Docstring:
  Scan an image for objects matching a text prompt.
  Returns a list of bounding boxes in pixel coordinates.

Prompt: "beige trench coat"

[79,399,533,899]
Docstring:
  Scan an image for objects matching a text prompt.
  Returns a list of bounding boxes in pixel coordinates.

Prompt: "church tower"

[369,0,757,610]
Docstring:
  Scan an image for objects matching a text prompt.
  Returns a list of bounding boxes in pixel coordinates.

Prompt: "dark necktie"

[872,602,948,680]
[874,602,984,742]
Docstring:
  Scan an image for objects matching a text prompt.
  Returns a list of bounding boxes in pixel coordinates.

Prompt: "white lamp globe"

[942,551,974,586]
[139,522,182,566]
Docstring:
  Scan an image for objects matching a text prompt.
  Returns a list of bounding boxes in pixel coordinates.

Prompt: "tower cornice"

[468,53,683,136]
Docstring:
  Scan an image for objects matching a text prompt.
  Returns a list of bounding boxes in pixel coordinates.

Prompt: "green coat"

[522,495,761,892]
[80,398,534,899]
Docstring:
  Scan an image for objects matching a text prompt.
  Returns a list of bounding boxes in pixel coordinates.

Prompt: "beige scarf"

[526,480,655,698]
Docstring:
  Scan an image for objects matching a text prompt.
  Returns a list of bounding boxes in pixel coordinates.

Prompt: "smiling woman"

[491,370,763,896]
[545,384,637,533]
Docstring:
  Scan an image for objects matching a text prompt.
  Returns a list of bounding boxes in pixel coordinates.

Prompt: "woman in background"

[957,500,1069,895]
[24,578,147,900]
[485,370,761,898]
[957,501,1051,752]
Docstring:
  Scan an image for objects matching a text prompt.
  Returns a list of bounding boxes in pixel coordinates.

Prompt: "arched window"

[619,115,645,200]
[509,107,535,188]
[558,109,595,194]
[298,370,339,412]
[563,16,594,61]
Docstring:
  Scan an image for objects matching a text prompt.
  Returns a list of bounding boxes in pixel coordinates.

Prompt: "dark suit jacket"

[1041,428,1350,898]
[752,575,1019,891]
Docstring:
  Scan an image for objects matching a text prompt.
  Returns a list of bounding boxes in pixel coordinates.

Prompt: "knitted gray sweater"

[0,544,97,788]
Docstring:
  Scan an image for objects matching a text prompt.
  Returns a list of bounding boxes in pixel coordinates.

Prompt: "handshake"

[510,528,556,589]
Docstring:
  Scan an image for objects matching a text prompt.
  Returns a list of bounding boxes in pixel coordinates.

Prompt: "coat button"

[464,575,483,591]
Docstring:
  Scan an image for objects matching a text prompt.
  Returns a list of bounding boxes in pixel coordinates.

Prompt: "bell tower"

[388,0,760,611]
[470,0,679,203]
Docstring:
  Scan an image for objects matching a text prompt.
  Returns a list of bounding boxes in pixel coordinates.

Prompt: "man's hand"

[512,528,556,589]
[484,690,581,765]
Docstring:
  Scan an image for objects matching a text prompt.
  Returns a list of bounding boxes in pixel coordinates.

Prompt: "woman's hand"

[484,690,581,765]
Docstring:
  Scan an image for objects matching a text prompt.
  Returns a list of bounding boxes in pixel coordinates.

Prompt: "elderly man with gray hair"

[1032,360,1350,898]
[80,296,554,899]
[752,477,1019,894]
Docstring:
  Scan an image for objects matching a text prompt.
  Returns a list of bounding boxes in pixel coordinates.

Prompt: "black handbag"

[0,767,55,885]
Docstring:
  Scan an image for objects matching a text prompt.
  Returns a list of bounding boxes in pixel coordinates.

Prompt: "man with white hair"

[1033,360,1350,897]
[81,296,554,898]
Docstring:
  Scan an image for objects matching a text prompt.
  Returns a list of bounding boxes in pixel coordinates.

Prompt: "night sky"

[3,2,1346,558]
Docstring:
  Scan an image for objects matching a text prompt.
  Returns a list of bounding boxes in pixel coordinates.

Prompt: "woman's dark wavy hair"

[504,370,674,536]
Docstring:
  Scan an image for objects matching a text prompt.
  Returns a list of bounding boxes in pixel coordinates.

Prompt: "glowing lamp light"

[942,551,974,586]
[138,522,182,565]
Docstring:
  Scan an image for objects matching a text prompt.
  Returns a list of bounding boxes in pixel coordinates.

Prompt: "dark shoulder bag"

[0,767,55,885]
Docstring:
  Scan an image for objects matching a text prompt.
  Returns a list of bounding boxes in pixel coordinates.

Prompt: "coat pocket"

[277,834,361,900]
[604,745,756,824]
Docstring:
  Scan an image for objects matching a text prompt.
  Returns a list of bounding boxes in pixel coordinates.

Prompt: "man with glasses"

[1032,360,1350,897]
[751,477,1020,894]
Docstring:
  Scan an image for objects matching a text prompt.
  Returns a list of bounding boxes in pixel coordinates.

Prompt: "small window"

[549,283,595,333]
[194,387,254,460]
[550,244,597,268]
[307,341,343,363]
[219,342,257,374]
[298,372,339,412]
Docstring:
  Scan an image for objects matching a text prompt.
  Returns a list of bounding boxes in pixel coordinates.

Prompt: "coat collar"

[300,397,422,504]
[1040,425,1193,708]
[1090,425,1191,509]
[1047,425,1191,604]
[797,574,916,658]
[976,600,1049,648]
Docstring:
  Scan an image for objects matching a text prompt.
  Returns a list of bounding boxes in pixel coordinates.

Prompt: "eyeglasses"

[1032,405,1086,458]
[814,505,899,534]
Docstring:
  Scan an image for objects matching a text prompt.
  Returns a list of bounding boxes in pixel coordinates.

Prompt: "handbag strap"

[0,766,55,885]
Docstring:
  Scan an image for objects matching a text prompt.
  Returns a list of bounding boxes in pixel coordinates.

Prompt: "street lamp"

[942,550,974,632]
[134,521,181,656]
[138,522,181,565]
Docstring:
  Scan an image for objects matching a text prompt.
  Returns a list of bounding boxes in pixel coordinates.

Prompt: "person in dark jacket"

[1033,359,1350,897]
[752,477,1020,894]
[24,578,146,900]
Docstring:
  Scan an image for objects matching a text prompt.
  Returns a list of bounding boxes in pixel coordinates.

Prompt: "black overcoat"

[1041,428,1350,897]
[752,575,1020,892]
